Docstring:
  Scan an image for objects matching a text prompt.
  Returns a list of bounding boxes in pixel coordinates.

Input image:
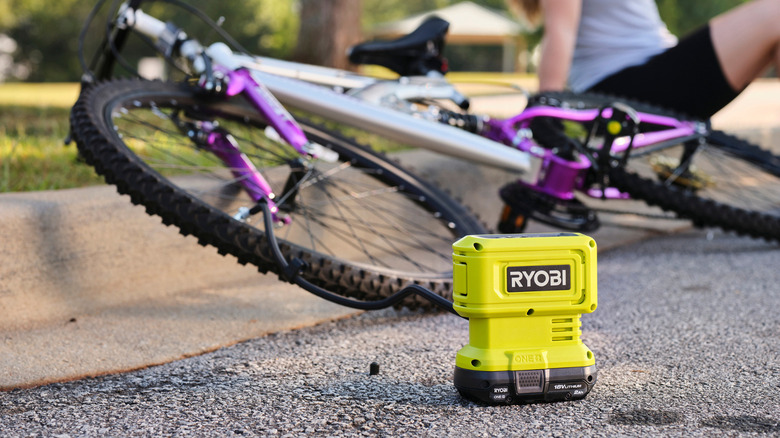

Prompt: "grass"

[0,106,104,192]
[0,95,106,193]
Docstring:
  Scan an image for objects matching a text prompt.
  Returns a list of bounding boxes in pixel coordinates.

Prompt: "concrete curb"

[0,186,357,389]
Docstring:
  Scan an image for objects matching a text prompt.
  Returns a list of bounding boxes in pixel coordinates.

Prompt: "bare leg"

[710,0,780,90]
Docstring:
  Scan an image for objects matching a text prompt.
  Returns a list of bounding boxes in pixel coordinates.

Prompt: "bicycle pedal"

[499,182,600,233]
[498,204,528,234]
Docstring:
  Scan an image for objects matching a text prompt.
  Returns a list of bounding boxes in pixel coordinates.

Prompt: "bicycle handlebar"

[118,4,206,72]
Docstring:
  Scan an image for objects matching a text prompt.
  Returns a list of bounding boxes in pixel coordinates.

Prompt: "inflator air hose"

[258,200,460,315]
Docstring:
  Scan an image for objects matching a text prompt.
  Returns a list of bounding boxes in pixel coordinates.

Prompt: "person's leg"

[710,0,780,90]
[586,25,737,119]
[585,0,780,119]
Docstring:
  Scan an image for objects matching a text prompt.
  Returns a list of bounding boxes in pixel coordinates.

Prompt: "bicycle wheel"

[533,91,780,242]
[70,79,487,306]
[610,130,780,241]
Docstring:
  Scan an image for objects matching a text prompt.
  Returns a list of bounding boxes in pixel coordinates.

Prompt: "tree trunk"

[293,0,363,70]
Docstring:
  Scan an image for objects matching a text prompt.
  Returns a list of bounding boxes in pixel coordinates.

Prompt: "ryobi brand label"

[506,265,570,292]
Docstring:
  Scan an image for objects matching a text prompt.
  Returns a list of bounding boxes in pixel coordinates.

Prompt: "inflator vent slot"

[551,317,576,342]
[514,370,544,394]
[551,318,573,324]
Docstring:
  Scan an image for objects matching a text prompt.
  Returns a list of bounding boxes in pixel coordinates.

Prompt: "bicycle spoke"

[307,181,449,270]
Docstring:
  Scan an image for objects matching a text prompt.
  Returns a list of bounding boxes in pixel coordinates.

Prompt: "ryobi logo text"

[507,265,570,292]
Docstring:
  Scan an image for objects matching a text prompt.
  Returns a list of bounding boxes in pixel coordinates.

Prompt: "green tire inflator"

[452,233,598,404]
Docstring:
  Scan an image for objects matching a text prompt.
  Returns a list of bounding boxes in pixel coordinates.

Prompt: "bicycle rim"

[71,79,487,305]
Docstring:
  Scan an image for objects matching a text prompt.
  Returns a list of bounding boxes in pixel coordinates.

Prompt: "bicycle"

[70,1,780,310]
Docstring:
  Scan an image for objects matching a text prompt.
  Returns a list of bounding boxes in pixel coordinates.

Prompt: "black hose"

[258,199,461,316]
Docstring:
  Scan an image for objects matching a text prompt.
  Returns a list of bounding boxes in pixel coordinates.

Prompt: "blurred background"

[0,0,752,193]
[0,0,750,82]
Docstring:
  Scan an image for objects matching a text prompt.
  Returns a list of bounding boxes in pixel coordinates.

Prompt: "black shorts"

[586,24,740,120]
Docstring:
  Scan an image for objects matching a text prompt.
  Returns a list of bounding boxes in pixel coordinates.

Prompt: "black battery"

[454,365,597,404]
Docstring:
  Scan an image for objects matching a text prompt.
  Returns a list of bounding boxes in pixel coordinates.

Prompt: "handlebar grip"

[123,7,167,39]
[451,92,471,111]
[121,6,203,64]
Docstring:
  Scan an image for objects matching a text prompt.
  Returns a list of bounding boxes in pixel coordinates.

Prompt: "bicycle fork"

[183,67,338,225]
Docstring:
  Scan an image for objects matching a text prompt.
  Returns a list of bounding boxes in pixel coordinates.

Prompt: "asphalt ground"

[1,228,778,436]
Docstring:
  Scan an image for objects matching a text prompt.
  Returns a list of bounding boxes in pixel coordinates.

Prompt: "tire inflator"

[452,233,598,404]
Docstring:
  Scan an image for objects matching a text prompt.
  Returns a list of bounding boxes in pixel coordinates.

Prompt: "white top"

[568,0,678,92]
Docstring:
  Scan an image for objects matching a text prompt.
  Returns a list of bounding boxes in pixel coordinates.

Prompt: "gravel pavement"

[1,228,778,436]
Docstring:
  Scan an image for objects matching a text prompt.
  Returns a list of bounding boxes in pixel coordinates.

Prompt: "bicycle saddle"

[348,16,449,76]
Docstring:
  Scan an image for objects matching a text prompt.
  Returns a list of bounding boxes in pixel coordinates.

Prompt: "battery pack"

[451,233,598,404]
[454,365,597,404]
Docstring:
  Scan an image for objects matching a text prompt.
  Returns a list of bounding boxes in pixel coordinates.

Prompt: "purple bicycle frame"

[196,68,315,224]
[484,106,699,200]
[194,66,700,215]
